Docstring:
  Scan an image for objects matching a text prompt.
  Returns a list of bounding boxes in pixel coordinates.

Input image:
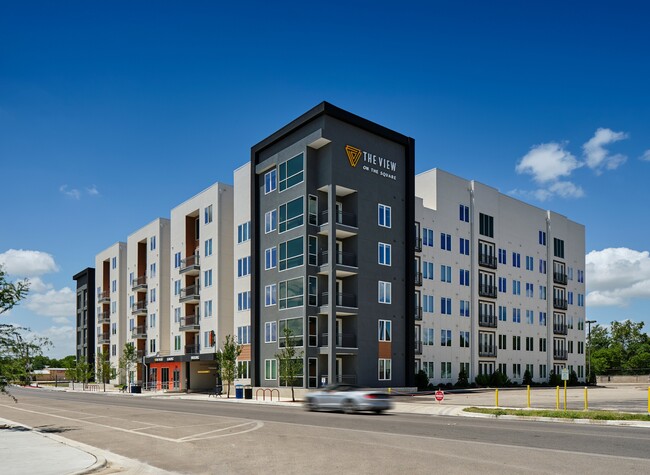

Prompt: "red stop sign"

[435,390,444,402]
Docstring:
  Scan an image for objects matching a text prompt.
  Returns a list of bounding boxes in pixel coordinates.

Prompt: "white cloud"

[86,185,100,196]
[25,287,75,318]
[28,276,54,293]
[640,150,650,161]
[516,142,582,184]
[59,184,81,199]
[582,128,628,173]
[0,249,59,277]
[586,247,650,307]
[32,326,76,358]
[547,181,585,199]
[53,317,71,324]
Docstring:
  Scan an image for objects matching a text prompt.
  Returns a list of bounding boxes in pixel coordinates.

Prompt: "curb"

[458,408,650,427]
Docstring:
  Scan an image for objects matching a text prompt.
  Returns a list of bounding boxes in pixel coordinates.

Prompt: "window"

[423,361,434,378]
[422,228,434,246]
[378,242,391,266]
[204,269,213,287]
[111,322,117,335]
[237,325,251,344]
[378,320,392,341]
[174,307,181,323]
[378,359,392,380]
[568,291,574,305]
[459,238,470,255]
[423,327,435,346]
[308,195,318,225]
[539,259,547,274]
[205,205,213,224]
[539,230,546,245]
[308,276,317,306]
[112,279,117,292]
[577,270,584,283]
[498,305,507,321]
[539,364,547,379]
[378,281,391,304]
[459,331,470,348]
[279,237,304,271]
[265,284,277,306]
[459,269,469,286]
[174,252,181,268]
[265,247,277,270]
[279,277,303,309]
[498,277,507,293]
[112,344,116,356]
[440,362,452,379]
[150,263,156,278]
[498,248,507,264]
[512,280,521,295]
[459,204,469,222]
[440,297,452,315]
[440,265,451,283]
[238,221,251,243]
[526,256,534,271]
[265,359,277,380]
[265,169,277,194]
[498,334,507,350]
[479,213,494,238]
[526,310,534,324]
[539,285,547,300]
[553,238,565,258]
[150,288,156,302]
[238,361,250,379]
[279,153,304,191]
[512,252,521,268]
[111,301,116,314]
[512,308,521,323]
[423,261,434,280]
[279,197,304,232]
[578,294,584,307]
[460,300,470,317]
[539,312,547,326]
[423,294,434,313]
[378,204,391,228]
[205,238,213,257]
[512,364,521,379]
[279,317,303,347]
[150,236,156,250]
[265,210,277,234]
[204,300,213,317]
[440,233,452,251]
[512,335,521,350]
[150,339,157,353]
[204,331,214,348]
[308,236,318,266]
[441,329,452,346]
[174,335,181,351]
[526,282,534,298]
[237,256,251,277]
[149,313,156,328]
[265,321,277,343]
[237,291,251,311]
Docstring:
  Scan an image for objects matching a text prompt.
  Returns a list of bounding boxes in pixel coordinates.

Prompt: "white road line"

[177,421,259,441]
[181,421,265,442]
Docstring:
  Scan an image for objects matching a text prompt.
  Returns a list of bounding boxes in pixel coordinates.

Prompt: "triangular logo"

[345,145,362,167]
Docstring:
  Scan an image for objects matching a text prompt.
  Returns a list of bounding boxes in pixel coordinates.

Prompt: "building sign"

[345,145,397,181]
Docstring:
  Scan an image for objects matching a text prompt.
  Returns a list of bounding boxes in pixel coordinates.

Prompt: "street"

[1,387,650,474]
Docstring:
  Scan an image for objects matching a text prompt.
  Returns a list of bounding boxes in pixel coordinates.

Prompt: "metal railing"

[553,323,568,335]
[478,253,498,269]
[554,349,568,360]
[180,254,200,273]
[185,344,200,354]
[414,237,422,252]
[180,314,200,330]
[553,298,568,310]
[478,313,498,328]
[132,326,147,339]
[415,306,422,321]
[553,272,568,285]
[319,250,357,267]
[131,301,147,314]
[320,333,357,348]
[479,346,497,357]
[414,272,423,286]
[97,312,110,324]
[479,284,497,298]
[97,333,110,344]
[132,275,147,290]
[414,340,423,355]
[319,210,358,228]
[320,292,357,308]
[180,284,200,301]
[97,291,110,303]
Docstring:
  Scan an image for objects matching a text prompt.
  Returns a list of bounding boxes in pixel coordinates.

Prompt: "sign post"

[561,368,569,410]
[434,390,444,403]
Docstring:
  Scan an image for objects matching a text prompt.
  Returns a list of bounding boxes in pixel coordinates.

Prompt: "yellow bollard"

[556,386,559,410]
[495,388,499,407]
[647,387,649,413]
[584,386,588,411]
[527,385,531,408]
[564,380,567,410]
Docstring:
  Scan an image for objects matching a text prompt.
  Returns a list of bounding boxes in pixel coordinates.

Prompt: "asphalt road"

[2,387,650,474]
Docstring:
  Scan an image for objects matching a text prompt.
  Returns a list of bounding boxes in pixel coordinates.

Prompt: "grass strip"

[463,407,650,421]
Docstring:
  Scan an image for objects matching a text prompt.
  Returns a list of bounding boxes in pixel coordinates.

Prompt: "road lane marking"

[177,421,261,441]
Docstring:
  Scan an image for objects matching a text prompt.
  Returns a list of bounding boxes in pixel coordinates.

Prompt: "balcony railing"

[479,253,498,269]
[414,237,422,252]
[98,333,110,344]
[131,300,147,314]
[478,313,497,328]
[320,333,357,348]
[415,306,422,321]
[553,298,568,310]
[478,346,497,357]
[132,326,147,339]
[319,250,357,268]
[180,284,201,302]
[180,314,201,331]
[479,284,497,298]
[97,312,110,324]
[414,272,423,286]
[319,210,358,228]
[414,340,423,355]
[553,272,568,285]
[553,323,568,335]
[554,349,568,360]
[98,291,110,303]
[180,254,200,274]
[185,344,200,354]
[132,275,147,291]
[320,292,357,308]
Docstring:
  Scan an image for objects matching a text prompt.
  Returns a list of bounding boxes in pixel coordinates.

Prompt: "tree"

[275,325,303,402]
[522,369,533,386]
[0,267,29,316]
[119,343,139,392]
[96,350,114,392]
[216,334,241,398]
[65,358,93,390]
[456,369,469,388]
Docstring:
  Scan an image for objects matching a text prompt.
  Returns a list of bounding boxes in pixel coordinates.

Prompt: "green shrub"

[414,370,430,391]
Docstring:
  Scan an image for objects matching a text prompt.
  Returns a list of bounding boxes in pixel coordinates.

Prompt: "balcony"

[479,284,497,298]
[185,344,200,355]
[415,272,423,286]
[414,237,422,252]
[180,254,200,275]
[318,210,358,238]
[320,333,357,348]
[554,349,568,360]
[479,346,497,357]
[132,275,147,291]
[319,292,357,315]
[318,251,358,277]
[180,284,201,303]
[97,312,110,324]
[131,326,147,339]
[98,333,110,344]
[414,340,422,355]
[415,306,422,321]
[553,272,568,285]
[98,291,110,303]
[131,300,147,315]
[553,323,568,335]
[179,314,201,331]
[478,313,497,328]
[553,298,568,310]
[479,253,498,269]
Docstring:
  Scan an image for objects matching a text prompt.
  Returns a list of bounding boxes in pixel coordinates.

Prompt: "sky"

[1,1,649,358]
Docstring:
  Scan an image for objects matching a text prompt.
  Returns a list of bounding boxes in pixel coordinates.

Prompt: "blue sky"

[1,2,649,357]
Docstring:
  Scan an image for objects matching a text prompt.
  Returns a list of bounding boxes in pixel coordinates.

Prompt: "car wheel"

[374,409,384,415]
[343,399,356,414]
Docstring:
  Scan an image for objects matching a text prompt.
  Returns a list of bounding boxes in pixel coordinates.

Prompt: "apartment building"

[125,218,170,386]
[251,102,416,388]
[147,183,234,391]
[95,242,127,383]
[414,169,586,385]
[73,267,95,367]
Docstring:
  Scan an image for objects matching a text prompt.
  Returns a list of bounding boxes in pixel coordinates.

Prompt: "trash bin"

[244,386,253,399]
[130,385,142,394]
[235,384,243,399]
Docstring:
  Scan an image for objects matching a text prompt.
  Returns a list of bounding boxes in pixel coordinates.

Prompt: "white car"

[304,384,393,414]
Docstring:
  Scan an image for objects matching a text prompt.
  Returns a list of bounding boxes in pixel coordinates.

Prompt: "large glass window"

[378,320,392,341]
[279,317,304,347]
[265,321,277,343]
[378,281,392,304]
[279,197,304,233]
[265,247,277,270]
[265,359,277,380]
[308,195,318,225]
[279,153,304,192]
[265,210,277,234]
[265,284,277,306]
[378,242,391,266]
[265,169,277,194]
[379,359,392,380]
[279,277,303,309]
[279,237,304,271]
[378,204,391,228]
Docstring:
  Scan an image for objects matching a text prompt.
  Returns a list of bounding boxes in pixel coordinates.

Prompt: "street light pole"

[586,319,596,384]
